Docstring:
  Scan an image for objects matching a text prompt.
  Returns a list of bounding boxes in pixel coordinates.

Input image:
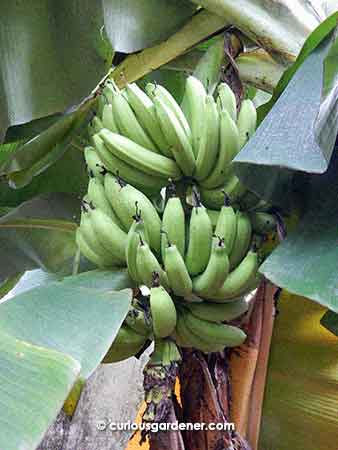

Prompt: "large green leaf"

[260,293,338,450]
[0,331,80,450]
[260,149,338,312]
[0,145,88,208]
[0,193,80,282]
[0,99,92,188]
[0,0,112,141]
[0,269,132,379]
[235,37,330,174]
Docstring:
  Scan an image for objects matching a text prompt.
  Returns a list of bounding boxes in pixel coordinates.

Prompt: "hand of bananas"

[77,76,278,363]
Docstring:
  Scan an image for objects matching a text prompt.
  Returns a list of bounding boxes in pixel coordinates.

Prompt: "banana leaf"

[260,291,338,450]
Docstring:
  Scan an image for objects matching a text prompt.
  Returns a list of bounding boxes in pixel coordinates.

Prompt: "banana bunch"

[76,76,279,362]
[86,77,257,196]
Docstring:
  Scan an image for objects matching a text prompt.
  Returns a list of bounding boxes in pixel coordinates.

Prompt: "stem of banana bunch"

[111,10,233,88]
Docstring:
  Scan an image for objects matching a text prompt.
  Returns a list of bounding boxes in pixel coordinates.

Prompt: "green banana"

[109,87,158,152]
[136,239,169,288]
[237,99,257,149]
[125,306,151,337]
[104,173,162,253]
[250,212,277,234]
[192,237,230,297]
[207,209,220,228]
[216,82,237,121]
[88,115,104,135]
[99,129,181,180]
[146,82,192,142]
[200,174,247,210]
[84,146,104,181]
[150,280,177,338]
[151,339,181,365]
[229,211,252,269]
[91,134,167,194]
[164,242,192,298]
[153,96,195,176]
[205,251,259,302]
[161,186,185,259]
[175,314,225,353]
[125,208,150,283]
[186,298,248,323]
[125,83,171,156]
[76,228,110,268]
[102,103,119,133]
[184,312,246,347]
[214,203,237,255]
[79,208,116,266]
[181,76,207,156]
[200,110,240,189]
[102,325,146,363]
[194,95,220,180]
[87,176,118,219]
[185,198,213,276]
[87,206,127,265]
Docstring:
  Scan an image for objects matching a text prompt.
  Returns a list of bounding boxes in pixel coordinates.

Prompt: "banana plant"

[0,1,338,450]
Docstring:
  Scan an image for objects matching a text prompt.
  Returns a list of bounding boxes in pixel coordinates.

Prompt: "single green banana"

[229,211,252,269]
[200,174,247,210]
[99,129,181,180]
[136,239,169,288]
[187,298,248,323]
[87,176,118,219]
[102,103,119,133]
[151,339,181,365]
[125,83,171,156]
[192,237,230,297]
[84,146,104,181]
[79,209,117,266]
[164,243,192,298]
[200,110,240,189]
[206,209,220,228]
[181,76,207,156]
[216,82,237,121]
[214,203,237,255]
[205,251,259,302]
[125,209,150,283]
[102,325,146,363]
[125,306,151,337]
[88,115,104,135]
[146,82,192,142]
[76,228,110,268]
[249,212,277,234]
[109,87,158,152]
[161,187,185,260]
[185,200,213,276]
[91,134,167,194]
[102,339,145,363]
[194,95,220,180]
[237,99,257,149]
[104,173,162,253]
[150,281,177,338]
[184,312,246,347]
[153,96,195,176]
[175,314,225,353]
[87,206,127,265]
